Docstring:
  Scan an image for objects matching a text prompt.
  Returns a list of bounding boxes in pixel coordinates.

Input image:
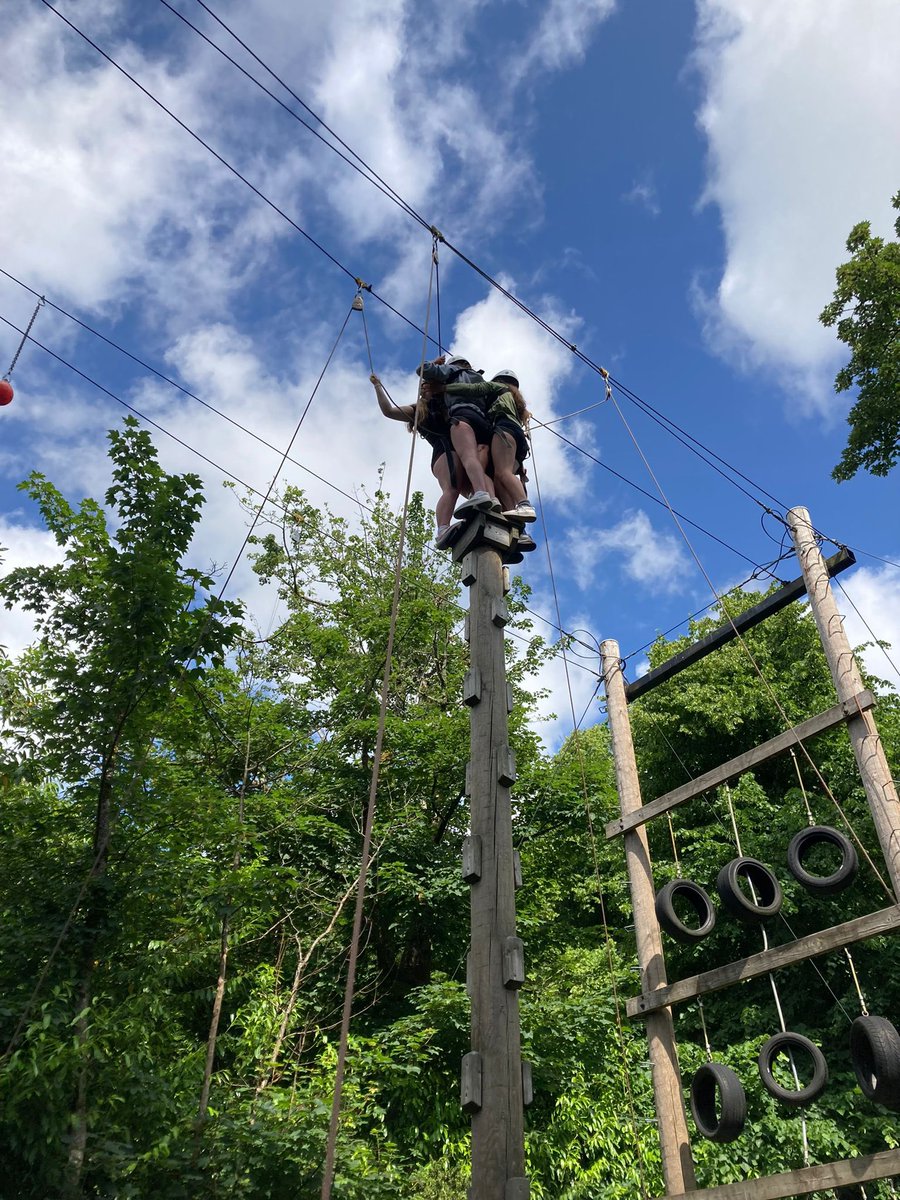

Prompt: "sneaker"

[503,501,537,523]
[518,532,537,552]
[454,490,499,519]
[434,522,463,550]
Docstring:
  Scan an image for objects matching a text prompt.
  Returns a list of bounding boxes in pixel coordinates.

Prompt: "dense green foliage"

[1,423,898,1197]
[821,190,900,481]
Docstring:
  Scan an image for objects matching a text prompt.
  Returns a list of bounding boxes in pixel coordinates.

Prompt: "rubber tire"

[787,825,858,896]
[655,880,717,943]
[850,1015,900,1110]
[716,857,783,922]
[758,1031,828,1106]
[690,1062,747,1142]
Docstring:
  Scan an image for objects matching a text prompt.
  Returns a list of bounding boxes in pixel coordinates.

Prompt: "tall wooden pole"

[600,640,696,1197]
[464,544,529,1200]
[787,506,900,899]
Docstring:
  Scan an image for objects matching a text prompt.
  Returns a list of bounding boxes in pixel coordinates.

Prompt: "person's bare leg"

[432,454,460,528]
[491,432,527,509]
[450,421,493,496]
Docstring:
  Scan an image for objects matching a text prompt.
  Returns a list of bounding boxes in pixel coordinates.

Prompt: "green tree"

[0,418,241,1195]
[821,191,900,480]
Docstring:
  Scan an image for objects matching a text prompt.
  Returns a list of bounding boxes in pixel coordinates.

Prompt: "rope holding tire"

[786,825,858,896]
[690,1061,747,1142]
[655,879,716,943]
[716,857,782,922]
[758,1031,828,1106]
[850,1015,900,1110]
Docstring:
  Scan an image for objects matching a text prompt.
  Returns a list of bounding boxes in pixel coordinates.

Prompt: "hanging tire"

[690,1062,747,1142]
[758,1032,828,1105]
[716,857,782,922]
[655,880,717,943]
[787,826,858,896]
[850,1015,900,1110]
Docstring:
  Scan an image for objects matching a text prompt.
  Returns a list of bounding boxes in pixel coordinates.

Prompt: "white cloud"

[565,509,689,592]
[622,174,661,218]
[692,0,900,414]
[839,564,900,694]
[512,0,617,82]
[449,283,590,503]
[0,516,67,658]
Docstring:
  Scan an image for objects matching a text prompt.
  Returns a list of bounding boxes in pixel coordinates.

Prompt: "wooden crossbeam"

[627,904,900,1018]
[657,1146,900,1200]
[605,690,875,840]
[624,547,856,702]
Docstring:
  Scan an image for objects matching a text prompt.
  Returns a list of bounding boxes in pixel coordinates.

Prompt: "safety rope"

[528,435,650,1199]
[789,753,870,1017]
[320,248,436,1200]
[724,786,810,1167]
[3,295,43,380]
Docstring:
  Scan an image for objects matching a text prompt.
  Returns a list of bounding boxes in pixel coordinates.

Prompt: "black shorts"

[429,435,454,467]
[493,418,529,464]
[448,404,492,447]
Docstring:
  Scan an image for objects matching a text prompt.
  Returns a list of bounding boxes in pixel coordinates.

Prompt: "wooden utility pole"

[600,640,696,1197]
[787,506,900,899]
[457,527,529,1200]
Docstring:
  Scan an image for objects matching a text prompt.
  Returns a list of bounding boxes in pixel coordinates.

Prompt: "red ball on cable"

[0,379,13,407]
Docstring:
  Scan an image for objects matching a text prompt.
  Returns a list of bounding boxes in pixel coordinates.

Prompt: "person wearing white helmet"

[418,354,498,545]
[485,369,536,527]
[444,369,537,548]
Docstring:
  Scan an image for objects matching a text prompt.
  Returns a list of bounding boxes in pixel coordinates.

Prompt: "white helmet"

[492,368,519,387]
[447,354,472,368]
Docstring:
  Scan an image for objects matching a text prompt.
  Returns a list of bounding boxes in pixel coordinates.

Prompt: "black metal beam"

[624,547,856,703]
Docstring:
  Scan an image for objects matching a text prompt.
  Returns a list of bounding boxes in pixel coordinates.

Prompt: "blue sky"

[2,0,899,746]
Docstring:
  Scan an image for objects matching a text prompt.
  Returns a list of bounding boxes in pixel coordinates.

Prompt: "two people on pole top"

[370,353,537,555]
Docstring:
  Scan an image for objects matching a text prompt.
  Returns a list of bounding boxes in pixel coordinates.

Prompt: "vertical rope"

[320,252,436,1200]
[528,435,650,1198]
[723,787,809,1165]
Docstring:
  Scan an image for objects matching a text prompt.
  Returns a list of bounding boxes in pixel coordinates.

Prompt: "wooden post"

[600,640,696,1196]
[787,506,900,899]
[465,545,528,1200]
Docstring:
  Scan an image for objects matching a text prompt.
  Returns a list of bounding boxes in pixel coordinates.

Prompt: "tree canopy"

[1,423,899,1198]
[821,191,900,481]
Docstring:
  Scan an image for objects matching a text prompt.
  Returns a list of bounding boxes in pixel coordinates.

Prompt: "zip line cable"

[42,0,796,530]
[158,0,432,233]
[618,549,795,667]
[0,265,769,580]
[320,252,436,1200]
[0,274,374,515]
[182,0,434,234]
[537,423,759,567]
[37,0,436,352]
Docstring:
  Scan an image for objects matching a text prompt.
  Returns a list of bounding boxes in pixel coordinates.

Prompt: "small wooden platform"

[451,509,525,568]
